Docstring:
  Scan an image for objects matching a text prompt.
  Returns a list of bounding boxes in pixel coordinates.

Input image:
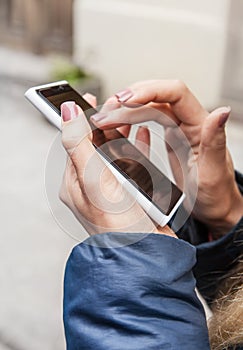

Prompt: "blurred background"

[0,0,243,349]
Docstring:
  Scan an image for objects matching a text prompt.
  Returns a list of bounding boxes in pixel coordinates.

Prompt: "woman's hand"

[91,80,243,238]
[59,94,176,238]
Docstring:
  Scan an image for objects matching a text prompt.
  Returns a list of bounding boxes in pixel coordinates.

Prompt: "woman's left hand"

[59,94,175,238]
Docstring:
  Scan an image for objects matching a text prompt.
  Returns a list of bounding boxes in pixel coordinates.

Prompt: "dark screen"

[38,84,183,215]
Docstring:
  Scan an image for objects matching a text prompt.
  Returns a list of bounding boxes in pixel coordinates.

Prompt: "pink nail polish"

[115,89,133,103]
[61,101,78,122]
[218,107,231,127]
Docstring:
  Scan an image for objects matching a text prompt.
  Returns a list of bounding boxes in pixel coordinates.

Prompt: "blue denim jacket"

[64,233,210,349]
[63,172,243,349]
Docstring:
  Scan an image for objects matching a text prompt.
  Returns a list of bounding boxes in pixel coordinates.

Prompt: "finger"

[199,106,231,168]
[61,101,102,187]
[135,126,150,158]
[115,80,208,125]
[165,127,189,189]
[86,94,132,144]
[61,101,121,203]
[61,101,93,155]
[90,95,123,129]
[95,95,121,117]
[117,125,131,138]
[165,127,183,186]
[91,103,175,129]
[149,102,178,121]
[82,93,97,108]
[198,107,230,186]
[102,95,121,111]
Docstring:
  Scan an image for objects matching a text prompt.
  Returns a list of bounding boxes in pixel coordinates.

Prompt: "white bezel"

[25,80,67,130]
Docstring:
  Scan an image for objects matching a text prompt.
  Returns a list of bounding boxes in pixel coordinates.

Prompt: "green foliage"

[51,58,89,85]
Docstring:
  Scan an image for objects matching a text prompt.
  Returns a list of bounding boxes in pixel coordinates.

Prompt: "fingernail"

[115,89,133,103]
[90,112,107,123]
[61,101,79,122]
[218,106,231,127]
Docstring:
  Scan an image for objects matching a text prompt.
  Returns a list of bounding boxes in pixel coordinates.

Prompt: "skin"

[59,94,175,238]
[90,80,243,238]
[59,80,243,239]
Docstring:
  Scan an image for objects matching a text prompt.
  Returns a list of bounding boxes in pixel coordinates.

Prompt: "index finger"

[118,80,209,125]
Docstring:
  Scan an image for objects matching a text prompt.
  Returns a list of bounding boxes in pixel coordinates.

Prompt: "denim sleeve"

[194,217,243,303]
[193,171,243,302]
[176,171,243,246]
[63,233,210,350]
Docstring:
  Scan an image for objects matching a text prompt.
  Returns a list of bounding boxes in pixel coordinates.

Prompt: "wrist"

[207,187,243,239]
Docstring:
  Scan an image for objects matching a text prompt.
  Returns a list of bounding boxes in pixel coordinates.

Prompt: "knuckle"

[173,80,187,95]
[61,118,91,152]
[62,134,81,151]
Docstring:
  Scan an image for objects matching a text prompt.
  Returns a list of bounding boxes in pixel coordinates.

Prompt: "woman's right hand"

[92,80,243,238]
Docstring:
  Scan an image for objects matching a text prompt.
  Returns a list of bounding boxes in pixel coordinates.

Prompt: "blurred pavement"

[0,49,75,350]
[0,47,243,350]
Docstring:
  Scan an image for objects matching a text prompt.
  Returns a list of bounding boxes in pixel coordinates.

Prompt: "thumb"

[61,101,117,197]
[61,101,97,179]
[61,101,93,155]
[199,106,231,165]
